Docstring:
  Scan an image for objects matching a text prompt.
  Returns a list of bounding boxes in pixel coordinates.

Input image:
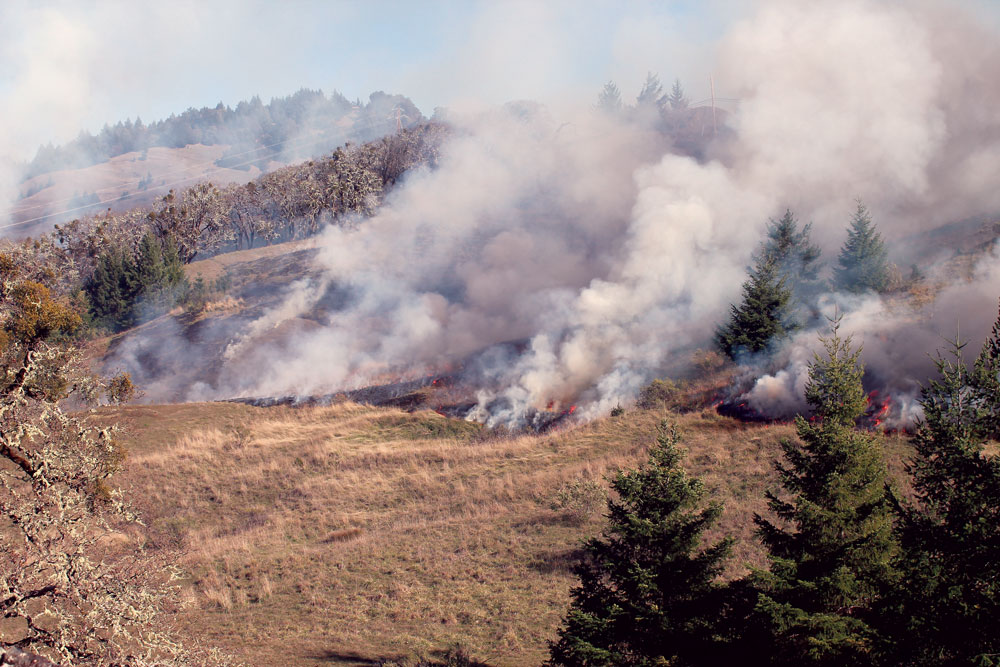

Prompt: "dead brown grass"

[92,401,913,666]
[185,238,317,283]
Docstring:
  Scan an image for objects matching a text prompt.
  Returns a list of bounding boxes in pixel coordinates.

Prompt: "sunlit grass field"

[96,401,913,666]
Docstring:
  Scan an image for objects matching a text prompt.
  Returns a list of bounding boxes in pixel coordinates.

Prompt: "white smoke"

[747,242,1000,425]
[207,0,1000,426]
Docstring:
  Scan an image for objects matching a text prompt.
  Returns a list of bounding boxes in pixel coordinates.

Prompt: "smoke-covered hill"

[8,89,423,236]
[117,0,1000,431]
[8,1,1000,437]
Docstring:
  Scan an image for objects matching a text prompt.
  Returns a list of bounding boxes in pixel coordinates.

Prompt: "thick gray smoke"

[206,0,1000,427]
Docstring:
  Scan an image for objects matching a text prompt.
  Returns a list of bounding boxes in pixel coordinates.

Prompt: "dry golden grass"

[91,401,913,666]
[185,238,318,283]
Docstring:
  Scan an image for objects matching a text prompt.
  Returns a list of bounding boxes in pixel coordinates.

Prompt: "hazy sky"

[0,0,737,161]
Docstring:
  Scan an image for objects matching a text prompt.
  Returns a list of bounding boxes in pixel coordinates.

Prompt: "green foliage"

[3,281,81,347]
[886,303,1000,665]
[692,348,727,376]
[760,209,822,284]
[85,232,187,331]
[106,371,136,404]
[834,200,890,294]
[752,322,896,665]
[0,278,83,401]
[86,247,136,330]
[716,209,819,361]
[636,378,684,410]
[181,276,212,315]
[179,273,232,316]
[716,259,793,360]
[548,422,734,666]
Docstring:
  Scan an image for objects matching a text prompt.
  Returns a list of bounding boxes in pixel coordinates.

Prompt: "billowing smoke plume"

[746,243,1000,425]
[202,0,1000,426]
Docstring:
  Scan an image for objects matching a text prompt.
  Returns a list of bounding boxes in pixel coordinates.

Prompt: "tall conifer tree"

[135,232,166,294]
[668,79,689,111]
[760,210,822,284]
[834,201,890,293]
[887,303,1000,665]
[596,82,623,114]
[549,423,733,666]
[716,259,792,360]
[753,322,896,665]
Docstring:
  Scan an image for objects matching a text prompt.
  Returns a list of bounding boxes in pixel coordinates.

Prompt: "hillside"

[8,89,423,237]
[96,239,323,401]
[96,400,914,665]
[11,144,265,236]
[90,212,999,409]
[3,27,1000,662]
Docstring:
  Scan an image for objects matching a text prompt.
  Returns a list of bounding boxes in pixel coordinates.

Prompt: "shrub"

[552,478,606,524]
[636,378,683,410]
[691,348,726,376]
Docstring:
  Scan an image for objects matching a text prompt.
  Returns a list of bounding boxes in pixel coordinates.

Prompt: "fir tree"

[636,72,665,110]
[887,303,1000,665]
[758,209,823,328]
[85,234,187,332]
[161,234,186,288]
[135,232,166,294]
[596,81,623,114]
[760,209,822,283]
[548,422,733,667]
[753,322,896,665]
[715,259,792,360]
[86,247,138,330]
[834,201,890,293]
[668,79,689,111]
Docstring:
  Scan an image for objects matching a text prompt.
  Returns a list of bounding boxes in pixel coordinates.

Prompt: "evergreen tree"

[715,259,792,360]
[596,81,623,114]
[668,79,689,111]
[636,72,665,110]
[752,322,897,665]
[760,209,821,283]
[86,247,138,330]
[758,209,823,329]
[887,303,1000,665]
[161,234,186,288]
[85,234,187,332]
[549,422,734,667]
[135,231,166,294]
[834,201,890,293]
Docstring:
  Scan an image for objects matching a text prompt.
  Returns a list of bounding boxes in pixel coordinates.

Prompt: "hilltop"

[9,89,423,237]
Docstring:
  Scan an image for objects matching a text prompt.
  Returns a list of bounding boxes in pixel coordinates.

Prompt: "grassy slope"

[96,401,913,666]
[10,145,264,238]
[185,238,319,284]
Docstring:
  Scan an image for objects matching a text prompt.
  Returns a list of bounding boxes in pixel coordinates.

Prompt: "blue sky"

[0,0,737,159]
